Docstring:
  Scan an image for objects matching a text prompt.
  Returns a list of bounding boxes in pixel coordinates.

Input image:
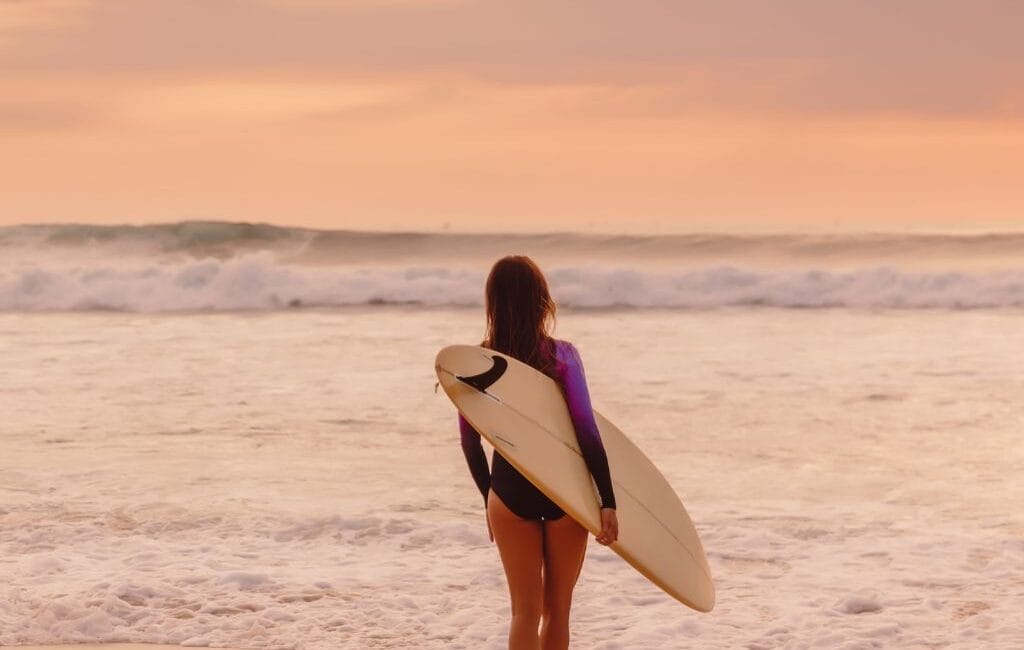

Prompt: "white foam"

[3,253,1024,312]
[835,591,885,614]
[2,307,1022,649]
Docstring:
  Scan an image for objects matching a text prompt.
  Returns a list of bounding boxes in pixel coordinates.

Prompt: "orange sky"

[1,0,1022,233]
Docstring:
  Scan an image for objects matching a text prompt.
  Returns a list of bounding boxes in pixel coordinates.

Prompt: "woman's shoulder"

[551,338,580,361]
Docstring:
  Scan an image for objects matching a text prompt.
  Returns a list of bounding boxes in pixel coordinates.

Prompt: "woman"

[458,255,619,650]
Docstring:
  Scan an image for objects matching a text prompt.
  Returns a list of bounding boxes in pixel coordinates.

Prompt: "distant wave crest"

[3,252,1024,312]
[4,221,1024,267]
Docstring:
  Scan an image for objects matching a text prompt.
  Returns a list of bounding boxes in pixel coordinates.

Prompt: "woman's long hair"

[481,255,561,382]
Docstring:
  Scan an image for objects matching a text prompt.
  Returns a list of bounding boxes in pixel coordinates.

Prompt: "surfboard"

[435,344,715,612]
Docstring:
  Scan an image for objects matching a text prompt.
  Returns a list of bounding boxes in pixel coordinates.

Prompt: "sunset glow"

[2,0,1022,232]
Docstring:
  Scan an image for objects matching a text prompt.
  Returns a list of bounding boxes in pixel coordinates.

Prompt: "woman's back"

[459,338,616,520]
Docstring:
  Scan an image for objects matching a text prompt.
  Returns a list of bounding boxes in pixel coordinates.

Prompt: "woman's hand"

[596,507,618,545]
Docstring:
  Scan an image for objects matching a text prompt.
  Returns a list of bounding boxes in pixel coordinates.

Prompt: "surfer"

[458,255,618,650]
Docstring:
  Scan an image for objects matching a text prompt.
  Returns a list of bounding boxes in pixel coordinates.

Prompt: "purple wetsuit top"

[458,339,616,520]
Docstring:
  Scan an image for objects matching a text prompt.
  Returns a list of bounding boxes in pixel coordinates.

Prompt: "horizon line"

[4,218,1024,239]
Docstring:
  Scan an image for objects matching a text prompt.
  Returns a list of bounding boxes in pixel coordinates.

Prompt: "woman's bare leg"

[540,514,589,650]
[488,489,545,650]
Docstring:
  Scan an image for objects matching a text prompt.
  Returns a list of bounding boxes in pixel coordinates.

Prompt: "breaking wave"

[3,251,1024,312]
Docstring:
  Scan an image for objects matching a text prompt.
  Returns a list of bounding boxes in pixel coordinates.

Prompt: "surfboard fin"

[456,355,508,393]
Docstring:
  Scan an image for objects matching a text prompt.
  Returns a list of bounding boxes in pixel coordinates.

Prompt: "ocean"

[1,222,1022,648]
[3,222,1024,312]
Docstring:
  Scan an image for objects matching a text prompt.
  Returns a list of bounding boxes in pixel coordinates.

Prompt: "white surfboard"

[435,344,715,612]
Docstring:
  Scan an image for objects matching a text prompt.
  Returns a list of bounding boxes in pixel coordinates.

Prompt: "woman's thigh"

[541,514,589,612]
[487,489,545,616]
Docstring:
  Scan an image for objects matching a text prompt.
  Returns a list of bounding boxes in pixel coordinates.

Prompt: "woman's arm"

[459,413,491,505]
[558,342,617,510]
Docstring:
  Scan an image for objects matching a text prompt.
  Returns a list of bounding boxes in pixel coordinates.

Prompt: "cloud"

[0,99,103,131]
[0,0,1022,119]
[254,0,466,7]
[0,0,92,44]
[121,79,418,124]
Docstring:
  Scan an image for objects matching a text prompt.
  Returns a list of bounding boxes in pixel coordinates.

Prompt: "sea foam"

[2,252,1024,312]
[3,221,1023,312]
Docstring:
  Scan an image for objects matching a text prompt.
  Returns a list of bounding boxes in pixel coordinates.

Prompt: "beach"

[5,0,1023,645]
[13,646,236,650]
[2,298,1022,648]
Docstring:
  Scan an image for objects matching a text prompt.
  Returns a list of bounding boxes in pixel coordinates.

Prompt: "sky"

[1,0,1022,234]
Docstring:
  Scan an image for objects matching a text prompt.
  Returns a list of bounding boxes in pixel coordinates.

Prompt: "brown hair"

[481,255,561,382]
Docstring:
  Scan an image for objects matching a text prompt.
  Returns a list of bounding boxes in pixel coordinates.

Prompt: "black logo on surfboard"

[456,355,508,393]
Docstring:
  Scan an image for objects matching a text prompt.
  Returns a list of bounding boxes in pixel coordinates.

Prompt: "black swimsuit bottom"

[490,451,566,520]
